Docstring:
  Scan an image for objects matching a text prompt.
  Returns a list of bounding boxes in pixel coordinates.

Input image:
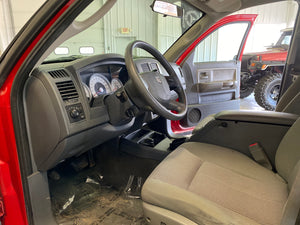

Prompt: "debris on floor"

[85,177,100,185]
[49,165,147,225]
[59,195,75,214]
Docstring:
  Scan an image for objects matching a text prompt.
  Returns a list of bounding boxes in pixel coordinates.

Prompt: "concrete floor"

[240,93,265,111]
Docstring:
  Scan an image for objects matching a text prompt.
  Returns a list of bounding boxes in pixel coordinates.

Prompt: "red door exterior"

[0,1,75,224]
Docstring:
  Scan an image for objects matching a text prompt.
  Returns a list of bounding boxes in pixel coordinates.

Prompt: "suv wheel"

[240,85,254,98]
[254,72,282,111]
[240,72,254,98]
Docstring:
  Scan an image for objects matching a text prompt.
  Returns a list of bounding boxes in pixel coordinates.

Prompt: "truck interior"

[1,0,299,224]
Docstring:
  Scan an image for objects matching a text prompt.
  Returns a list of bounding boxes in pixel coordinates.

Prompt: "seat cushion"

[142,142,288,225]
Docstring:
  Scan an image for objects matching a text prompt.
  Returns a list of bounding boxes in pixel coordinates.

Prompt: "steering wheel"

[125,40,187,121]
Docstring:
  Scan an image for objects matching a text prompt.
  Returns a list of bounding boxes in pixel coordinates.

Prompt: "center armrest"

[215,110,299,126]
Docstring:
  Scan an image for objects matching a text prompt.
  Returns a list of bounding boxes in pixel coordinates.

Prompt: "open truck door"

[167,14,257,137]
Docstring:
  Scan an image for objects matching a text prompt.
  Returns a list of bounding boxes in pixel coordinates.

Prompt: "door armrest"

[215,110,299,126]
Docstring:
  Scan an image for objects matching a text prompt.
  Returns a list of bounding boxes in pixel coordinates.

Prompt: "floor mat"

[49,165,148,225]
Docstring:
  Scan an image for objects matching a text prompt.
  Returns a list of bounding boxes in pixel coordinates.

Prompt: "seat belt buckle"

[249,142,273,170]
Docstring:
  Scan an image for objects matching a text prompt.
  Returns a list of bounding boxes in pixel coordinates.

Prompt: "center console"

[120,129,174,161]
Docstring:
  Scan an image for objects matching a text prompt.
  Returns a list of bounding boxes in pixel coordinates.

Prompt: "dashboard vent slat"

[56,80,79,101]
[48,70,69,79]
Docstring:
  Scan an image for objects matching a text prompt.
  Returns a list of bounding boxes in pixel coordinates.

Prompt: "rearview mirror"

[151,0,183,18]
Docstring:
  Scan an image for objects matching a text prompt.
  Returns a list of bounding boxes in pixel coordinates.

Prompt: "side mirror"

[151,0,183,18]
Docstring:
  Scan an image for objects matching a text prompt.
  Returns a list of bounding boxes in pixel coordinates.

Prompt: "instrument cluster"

[80,64,126,103]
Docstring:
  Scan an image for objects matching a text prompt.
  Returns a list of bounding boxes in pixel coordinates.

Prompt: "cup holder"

[139,138,155,147]
[125,129,166,148]
[139,132,166,147]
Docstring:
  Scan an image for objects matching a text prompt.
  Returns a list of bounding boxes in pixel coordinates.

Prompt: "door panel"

[194,61,239,96]
[167,14,257,137]
[181,60,241,128]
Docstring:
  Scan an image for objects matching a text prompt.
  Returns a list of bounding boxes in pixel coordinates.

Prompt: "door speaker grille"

[188,108,201,124]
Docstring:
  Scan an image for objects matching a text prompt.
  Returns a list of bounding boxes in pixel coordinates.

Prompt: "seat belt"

[248,142,273,170]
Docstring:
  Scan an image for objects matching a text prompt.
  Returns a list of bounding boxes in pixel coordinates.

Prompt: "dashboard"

[24,54,185,171]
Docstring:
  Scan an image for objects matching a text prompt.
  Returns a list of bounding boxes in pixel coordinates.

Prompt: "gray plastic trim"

[166,100,240,138]
[24,55,135,171]
[216,110,299,126]
[28,172,57,225]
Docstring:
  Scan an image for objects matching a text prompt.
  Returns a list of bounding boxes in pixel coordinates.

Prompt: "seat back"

[280,161,300,225]
[276,76,300,114]
[276,118,300,224]
[275,117,300,180]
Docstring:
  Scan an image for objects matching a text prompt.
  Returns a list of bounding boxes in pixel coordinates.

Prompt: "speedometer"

[89,73,112,97]
[111,78,123,92]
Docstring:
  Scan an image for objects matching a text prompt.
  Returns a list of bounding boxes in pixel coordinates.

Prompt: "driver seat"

[142,117,300,225]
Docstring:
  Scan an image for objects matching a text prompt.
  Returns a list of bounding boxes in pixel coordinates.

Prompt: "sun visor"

[205,0,242,12]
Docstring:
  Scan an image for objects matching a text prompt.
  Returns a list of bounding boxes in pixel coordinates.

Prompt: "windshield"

[280,34,292,45]
[46,0,203,61]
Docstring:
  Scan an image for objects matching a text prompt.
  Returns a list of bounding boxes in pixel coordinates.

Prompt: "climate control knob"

[70,109,80,118]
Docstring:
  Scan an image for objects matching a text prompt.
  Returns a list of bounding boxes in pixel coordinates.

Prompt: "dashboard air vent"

[56,80,79,101]
[141,63,150,72]
[48,70,69,79]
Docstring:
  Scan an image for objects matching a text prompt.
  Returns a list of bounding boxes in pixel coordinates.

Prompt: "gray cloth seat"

[276,76,300,115]
[142,118,300,225]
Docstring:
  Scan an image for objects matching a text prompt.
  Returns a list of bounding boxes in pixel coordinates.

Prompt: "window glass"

[193,22,249,63]
[45,0,203,60]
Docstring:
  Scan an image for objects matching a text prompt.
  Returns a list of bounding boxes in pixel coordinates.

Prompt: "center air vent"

[56,80,79,101]
[49,70,69,79]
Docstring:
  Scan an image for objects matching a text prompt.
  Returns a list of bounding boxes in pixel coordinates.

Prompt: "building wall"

[11,0,45,33]
[103,0,157,56]
[0,0,15,52]
[0,0,298,58]
[0,0,44,53]
[48,0,105,58]
[236,1,298,53]
[157,13,182,54]
[47,0,160,59]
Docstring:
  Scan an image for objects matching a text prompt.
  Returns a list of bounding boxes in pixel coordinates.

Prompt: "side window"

[193,22,249,63]
[281,35,291,45]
